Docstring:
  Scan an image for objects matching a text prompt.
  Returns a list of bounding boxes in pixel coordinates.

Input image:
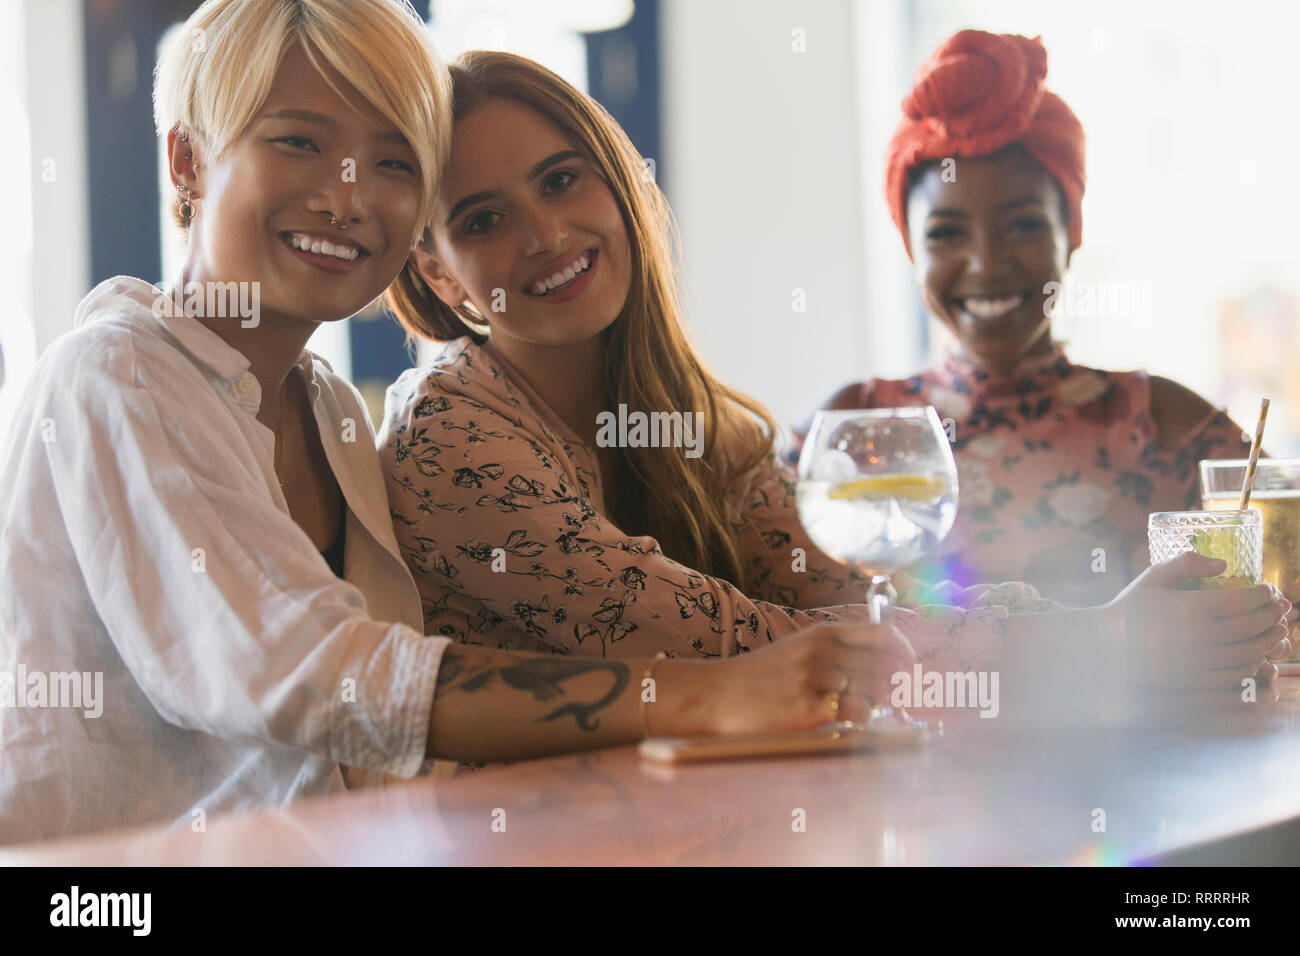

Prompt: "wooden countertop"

[6,679,1300,865]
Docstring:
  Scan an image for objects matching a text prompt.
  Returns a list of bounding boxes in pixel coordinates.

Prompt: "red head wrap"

[885,30,1086,258]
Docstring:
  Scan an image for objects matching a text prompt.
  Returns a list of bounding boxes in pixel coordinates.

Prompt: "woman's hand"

[655,623,916,737]
[1254,576,1299,683]
[1104,551,1291,689]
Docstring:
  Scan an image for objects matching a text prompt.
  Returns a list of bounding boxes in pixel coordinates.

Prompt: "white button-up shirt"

[0,276,449,846]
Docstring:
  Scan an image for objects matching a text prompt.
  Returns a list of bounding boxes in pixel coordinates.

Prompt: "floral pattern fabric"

[793,345,1250,606]
[378,336,1059,673]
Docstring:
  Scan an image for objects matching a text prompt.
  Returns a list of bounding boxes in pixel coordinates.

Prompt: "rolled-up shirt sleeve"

[48,337,446,777]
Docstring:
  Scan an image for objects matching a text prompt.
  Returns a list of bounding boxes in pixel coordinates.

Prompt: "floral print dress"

[377,336,1060,673]
[794,345,1250,606]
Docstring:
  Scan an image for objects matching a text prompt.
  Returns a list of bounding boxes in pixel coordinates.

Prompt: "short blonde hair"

[153,0,450,245]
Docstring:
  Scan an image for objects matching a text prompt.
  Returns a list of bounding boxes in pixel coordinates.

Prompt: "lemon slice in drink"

[826,475,947,501]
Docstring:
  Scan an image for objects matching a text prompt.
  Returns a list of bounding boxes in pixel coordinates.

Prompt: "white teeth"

[287,232,360,261]
[962,294,1026,319]
[530,253,592,295]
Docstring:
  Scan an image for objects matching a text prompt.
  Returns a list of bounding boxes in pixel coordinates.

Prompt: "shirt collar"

[935,340,1072,399]
[140,277,321,411]
[940,340,1071,382]
[143,278,254,381]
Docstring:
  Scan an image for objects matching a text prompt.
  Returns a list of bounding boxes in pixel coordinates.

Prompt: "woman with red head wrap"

[885,29,1085,259]
[797,30,1252,607]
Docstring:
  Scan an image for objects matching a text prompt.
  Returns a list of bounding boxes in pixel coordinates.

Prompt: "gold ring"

[823,690,841,721]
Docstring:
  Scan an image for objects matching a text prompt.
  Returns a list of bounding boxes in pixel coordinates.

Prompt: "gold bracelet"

[639,651,669,738]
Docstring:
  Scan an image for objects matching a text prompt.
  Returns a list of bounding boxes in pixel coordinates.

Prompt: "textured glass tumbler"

[1148,510,1263,589]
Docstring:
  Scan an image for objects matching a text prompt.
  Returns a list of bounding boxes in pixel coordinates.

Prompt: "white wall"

[0,0,88,446]
[26,0,88,353]
[661,0,918,439]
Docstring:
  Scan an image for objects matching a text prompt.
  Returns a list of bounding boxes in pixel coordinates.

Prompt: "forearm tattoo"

[438,649,630,731]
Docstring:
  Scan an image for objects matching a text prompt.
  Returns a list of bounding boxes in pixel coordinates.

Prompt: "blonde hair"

[386,51,779,590]
[153,0,450,245]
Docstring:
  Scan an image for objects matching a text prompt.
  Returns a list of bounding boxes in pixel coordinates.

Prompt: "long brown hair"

[386,50,778,589]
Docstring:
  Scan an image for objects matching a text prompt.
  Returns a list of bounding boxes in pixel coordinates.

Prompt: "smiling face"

[906,147,1072,369]
[414,97,632,352]
[175,43,424,326]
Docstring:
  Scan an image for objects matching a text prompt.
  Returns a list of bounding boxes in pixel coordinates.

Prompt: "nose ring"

[323,211,349,231]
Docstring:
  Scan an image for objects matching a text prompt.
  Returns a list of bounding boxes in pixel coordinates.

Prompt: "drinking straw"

[1239,398,1271,510]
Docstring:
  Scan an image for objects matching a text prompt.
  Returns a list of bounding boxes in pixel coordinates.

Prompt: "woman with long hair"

[383,50,1048,659]
[379,52,1289,683]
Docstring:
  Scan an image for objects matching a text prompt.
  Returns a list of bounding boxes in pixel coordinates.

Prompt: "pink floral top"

[794,345,1250,606]
[377,337,1061,673]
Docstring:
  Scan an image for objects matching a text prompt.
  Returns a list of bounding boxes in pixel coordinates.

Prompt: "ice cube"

[812,449,858,482]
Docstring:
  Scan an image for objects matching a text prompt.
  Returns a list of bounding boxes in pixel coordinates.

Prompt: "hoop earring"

[177,188,195,224]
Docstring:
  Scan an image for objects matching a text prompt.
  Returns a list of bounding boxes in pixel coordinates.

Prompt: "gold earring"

[177,188,195,223]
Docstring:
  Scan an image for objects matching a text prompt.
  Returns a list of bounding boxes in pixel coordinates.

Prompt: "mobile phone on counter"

[638,719,928,764]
